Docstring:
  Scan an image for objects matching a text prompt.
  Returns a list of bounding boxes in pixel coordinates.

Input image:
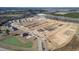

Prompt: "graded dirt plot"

[11,17,78,51]
[45,23,77,50]
[54,35,79,51]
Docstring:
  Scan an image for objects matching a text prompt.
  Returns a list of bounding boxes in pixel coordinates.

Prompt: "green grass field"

[52,13,79,18]
[0,36,32,48]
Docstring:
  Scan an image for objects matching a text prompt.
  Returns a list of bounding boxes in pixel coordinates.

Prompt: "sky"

[0,0,79,7]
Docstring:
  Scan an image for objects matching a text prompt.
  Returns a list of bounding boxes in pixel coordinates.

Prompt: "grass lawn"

[0,36,33,48]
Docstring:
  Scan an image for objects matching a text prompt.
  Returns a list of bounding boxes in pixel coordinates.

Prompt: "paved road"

[0,47,11,51]
[37,38,43,51]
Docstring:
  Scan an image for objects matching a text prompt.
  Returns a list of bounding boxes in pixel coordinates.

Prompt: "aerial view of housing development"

[0,7,79,51]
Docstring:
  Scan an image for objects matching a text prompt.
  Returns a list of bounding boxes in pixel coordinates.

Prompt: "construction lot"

[6,15,77,51]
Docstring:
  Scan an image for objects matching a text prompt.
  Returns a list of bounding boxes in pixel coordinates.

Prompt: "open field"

[52,13,79,18]
[0,36,32,48]
[0,35,38,50]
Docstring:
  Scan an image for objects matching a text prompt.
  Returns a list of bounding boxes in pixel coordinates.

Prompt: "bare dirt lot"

[54,24,79,51]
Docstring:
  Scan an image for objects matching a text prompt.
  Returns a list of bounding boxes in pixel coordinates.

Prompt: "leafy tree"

[5,29,10,35]
[0,30,2,34]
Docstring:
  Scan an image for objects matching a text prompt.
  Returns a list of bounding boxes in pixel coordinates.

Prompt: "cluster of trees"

[0,29,10,35]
